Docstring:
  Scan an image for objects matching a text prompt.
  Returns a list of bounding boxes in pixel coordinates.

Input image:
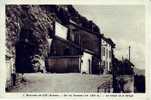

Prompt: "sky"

[74,5,145,69]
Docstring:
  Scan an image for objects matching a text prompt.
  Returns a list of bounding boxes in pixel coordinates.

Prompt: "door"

[88,59,91,74]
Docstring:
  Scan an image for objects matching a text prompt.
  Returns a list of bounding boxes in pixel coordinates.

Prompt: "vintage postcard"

[0,0,150,99]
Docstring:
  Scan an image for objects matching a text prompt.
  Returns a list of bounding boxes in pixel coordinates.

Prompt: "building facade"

[101,36,115,74]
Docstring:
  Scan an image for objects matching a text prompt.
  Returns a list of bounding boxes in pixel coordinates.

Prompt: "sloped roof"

[102,35,115,48]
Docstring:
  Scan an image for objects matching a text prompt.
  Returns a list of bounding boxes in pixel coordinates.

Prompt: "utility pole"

[129,46,131,61]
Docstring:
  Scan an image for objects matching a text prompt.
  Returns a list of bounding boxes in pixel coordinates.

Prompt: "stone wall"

[115,75,134,93]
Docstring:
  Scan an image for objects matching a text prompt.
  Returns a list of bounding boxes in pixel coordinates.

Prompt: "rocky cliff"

[6,5,54,72]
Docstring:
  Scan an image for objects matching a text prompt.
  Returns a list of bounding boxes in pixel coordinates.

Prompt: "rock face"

[6,5,54,72]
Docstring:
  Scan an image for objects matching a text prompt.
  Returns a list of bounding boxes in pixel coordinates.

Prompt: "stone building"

[46,6,102,74]
[67,19,101,74]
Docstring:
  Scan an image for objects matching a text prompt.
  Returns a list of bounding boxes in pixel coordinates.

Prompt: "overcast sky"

[74,5,145,69]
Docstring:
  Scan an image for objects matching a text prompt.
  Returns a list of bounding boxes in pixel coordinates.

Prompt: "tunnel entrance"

[15,29,37,73]
[15,41,33,73]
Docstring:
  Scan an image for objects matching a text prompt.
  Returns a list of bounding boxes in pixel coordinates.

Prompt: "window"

[70,33,75,42]
[101,61,105,68]
[109,62,112,71]
[101,47,103,56]
[103,61,105,66]
[106,48,108,59]
[109,51,112,58]
[102,47,105,56]
[106,62,108,68]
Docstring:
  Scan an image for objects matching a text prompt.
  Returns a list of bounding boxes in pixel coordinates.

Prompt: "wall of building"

[68,24,100,57]
[50,38,81,56]
[46,56,80,73]
[81,52,93,74]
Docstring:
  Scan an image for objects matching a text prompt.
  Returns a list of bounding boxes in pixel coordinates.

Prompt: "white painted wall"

[81,52,92,74]
[55,22,68,40]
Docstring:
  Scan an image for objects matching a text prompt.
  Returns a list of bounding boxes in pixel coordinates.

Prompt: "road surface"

[8,73,112,92]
